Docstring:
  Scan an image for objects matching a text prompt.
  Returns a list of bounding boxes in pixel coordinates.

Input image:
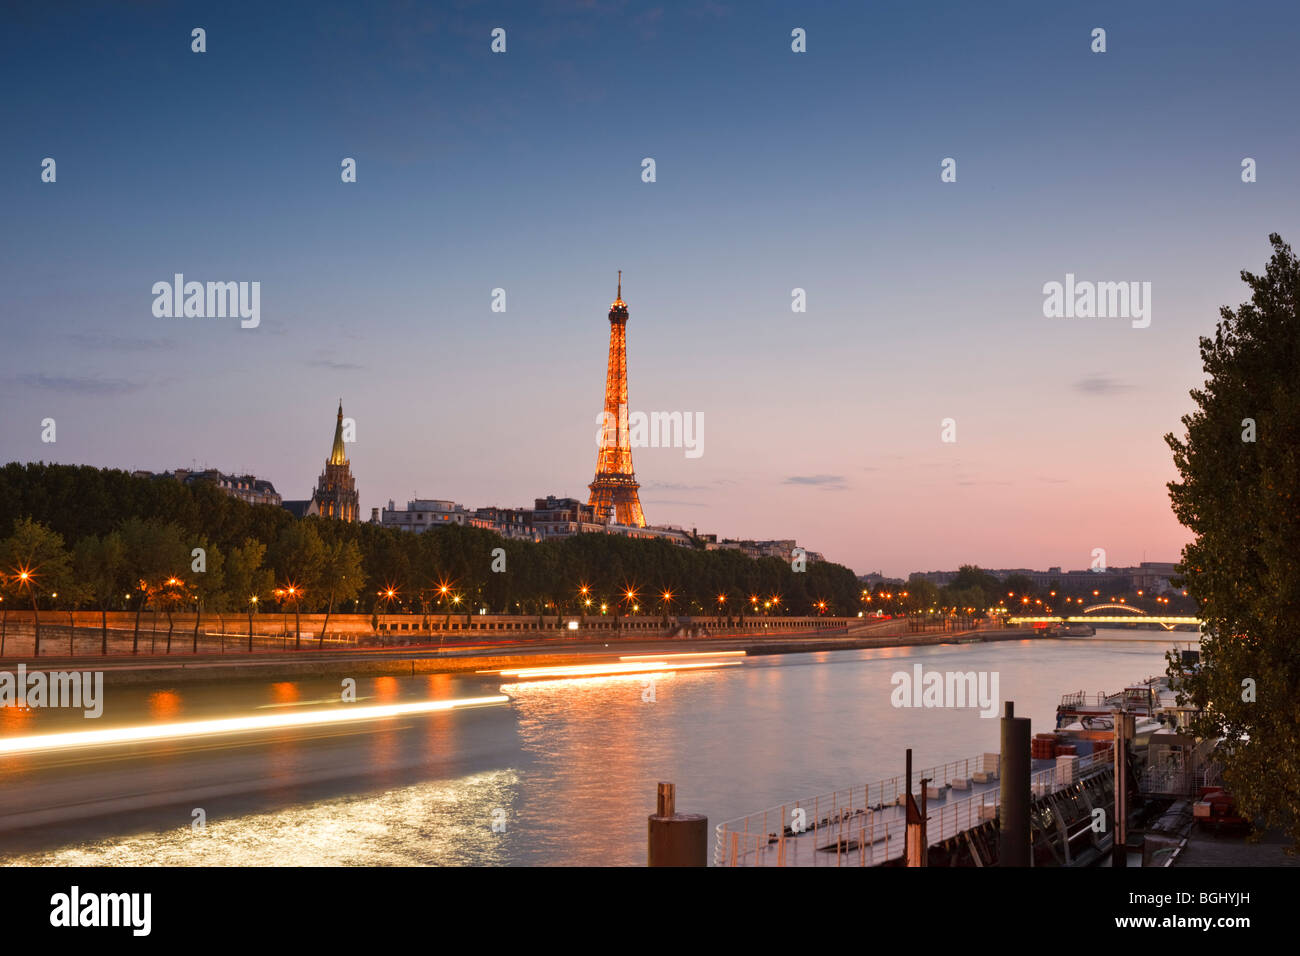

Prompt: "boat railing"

[1060,676,1173,711]
[713,752,999,866]
[1060,690,1114,707]
[928,749,1111,843]
[1194,763,1223,791]
[715,749,1110,866]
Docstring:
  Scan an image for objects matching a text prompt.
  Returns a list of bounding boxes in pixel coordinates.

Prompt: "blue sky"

[2,1,1298,576]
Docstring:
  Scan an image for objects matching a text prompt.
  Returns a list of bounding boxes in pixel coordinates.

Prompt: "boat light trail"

[619,651,746,661]
[0,696,508,756]
[490,661,743,680]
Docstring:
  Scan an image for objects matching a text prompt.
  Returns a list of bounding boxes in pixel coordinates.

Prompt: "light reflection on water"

[7,771,520,867]
[0,633,1179,865]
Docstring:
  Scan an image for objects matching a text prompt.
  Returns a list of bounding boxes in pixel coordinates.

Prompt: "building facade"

[379,498,473,532]
[706,538,822,563]
[474,506,539,541]
[609,523,694,547]
[532,496,606,538]
[135,468,281,507]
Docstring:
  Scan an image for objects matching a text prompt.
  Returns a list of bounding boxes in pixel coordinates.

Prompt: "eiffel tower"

[588,272,647,527]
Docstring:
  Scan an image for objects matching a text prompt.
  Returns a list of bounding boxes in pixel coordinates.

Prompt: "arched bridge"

[1007,603,1201,631]
[1079,603,1146,615]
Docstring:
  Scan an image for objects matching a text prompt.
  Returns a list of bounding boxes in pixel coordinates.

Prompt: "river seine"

[0,631,1183,865]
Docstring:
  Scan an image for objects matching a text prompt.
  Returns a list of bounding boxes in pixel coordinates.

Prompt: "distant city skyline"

[5,1,1297,575]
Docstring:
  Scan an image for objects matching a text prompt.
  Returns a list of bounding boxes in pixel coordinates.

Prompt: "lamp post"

[15,568,39,654]
[248,594,259,652]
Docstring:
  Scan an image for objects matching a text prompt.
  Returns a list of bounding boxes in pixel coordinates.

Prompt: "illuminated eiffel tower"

[588,272,647,527]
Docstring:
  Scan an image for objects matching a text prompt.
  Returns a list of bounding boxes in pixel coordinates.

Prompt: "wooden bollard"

[647,782,707,867]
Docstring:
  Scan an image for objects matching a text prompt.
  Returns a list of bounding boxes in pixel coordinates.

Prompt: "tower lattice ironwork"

[588,271,647,527]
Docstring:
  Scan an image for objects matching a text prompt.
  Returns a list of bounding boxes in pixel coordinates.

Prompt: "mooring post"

[647,781,707,867]
[1113,710,1132,867]
[905,748,926,866]
[918,775,931,867]
[657,781,674,817]
[998,700,1031,866]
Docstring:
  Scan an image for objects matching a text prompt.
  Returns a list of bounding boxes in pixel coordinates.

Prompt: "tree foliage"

[0,463,866,622]
[1164,233,1300,848]
[0,517,72,654]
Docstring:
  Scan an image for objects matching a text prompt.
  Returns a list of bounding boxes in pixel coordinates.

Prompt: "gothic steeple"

[329,399,347,465]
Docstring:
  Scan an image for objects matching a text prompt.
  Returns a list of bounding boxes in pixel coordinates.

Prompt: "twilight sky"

[3,0,1298,577]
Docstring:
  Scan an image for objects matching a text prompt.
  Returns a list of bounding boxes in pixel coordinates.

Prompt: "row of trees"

[0,464,864,655]
[0,515,364,655]
[866,565,1195,620]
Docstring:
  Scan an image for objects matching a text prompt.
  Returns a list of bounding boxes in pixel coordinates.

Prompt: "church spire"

[329,399,347,465]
